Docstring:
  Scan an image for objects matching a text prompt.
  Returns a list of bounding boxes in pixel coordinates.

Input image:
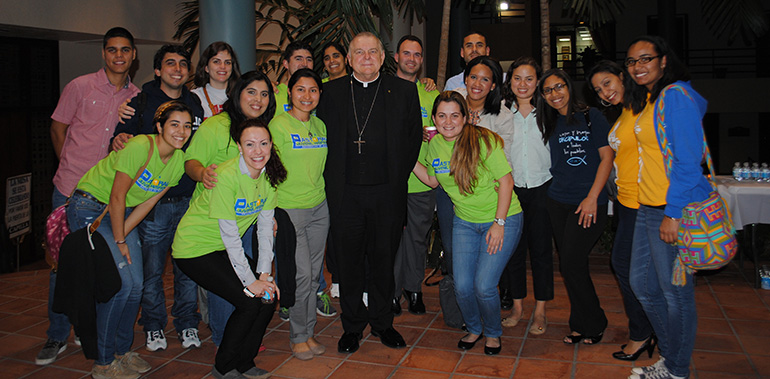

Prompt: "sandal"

[581,332,604,345]
[501,313,522,327]
[563,332,584,344]
[529,315,547,335]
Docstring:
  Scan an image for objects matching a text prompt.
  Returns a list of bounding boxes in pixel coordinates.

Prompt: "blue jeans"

[452,213,522,338]
[67,193,143,365]
[46,188,72,342]
[208,224,254,346]
[630,205,695,378]
[139,198,201,333]
[612,202,652,342]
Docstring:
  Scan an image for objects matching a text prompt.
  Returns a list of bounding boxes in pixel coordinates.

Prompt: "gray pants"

[394,190,436,297]
[286,200,330,343]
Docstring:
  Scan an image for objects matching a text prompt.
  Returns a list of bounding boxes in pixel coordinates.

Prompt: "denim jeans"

[208,224,254,346]
[630,205,696,378]
[138,198,201,333]
[435,186,454,273]
[46,188,72,342]
[66,193,143,365]
[452,213,522,338]
[612,202,652,342]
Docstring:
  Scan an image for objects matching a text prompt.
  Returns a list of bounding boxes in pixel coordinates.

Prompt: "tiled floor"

[1,253,768,378]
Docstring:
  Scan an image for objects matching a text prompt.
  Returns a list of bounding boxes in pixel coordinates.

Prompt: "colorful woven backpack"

[654,83,738,286]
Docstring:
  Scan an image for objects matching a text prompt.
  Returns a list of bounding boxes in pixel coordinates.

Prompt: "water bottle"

[752,163,761,181]
[762,163,770,182]
[733,162,742,181]
[261,276,275,304]
[742,162,751,181]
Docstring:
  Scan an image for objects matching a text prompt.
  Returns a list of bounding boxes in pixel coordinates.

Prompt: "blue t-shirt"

[547,108,610,205]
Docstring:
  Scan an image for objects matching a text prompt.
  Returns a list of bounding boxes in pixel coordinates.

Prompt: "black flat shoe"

[612,336,656,361]
[404,289,426,315]
[391,296,402,316]
[484,338,502,355]
[499,289,513,311]
[457,334,483,350]
[371,327,406,349]
[337,332,362,353]
[563,333,584,344]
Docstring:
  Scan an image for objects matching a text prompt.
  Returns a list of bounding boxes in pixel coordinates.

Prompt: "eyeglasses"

[542,82,566,95]
[624,56,659,67]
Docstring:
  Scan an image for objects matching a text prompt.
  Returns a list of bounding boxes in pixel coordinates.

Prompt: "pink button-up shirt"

[52,68,140,195]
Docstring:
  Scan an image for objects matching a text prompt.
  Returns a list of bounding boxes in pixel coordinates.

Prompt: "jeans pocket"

[67,195,105,230]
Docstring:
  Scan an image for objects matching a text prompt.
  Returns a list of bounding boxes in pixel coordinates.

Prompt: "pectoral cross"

[354,138,366,154]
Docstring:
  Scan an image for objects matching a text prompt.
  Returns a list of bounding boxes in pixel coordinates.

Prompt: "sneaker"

[145,330,167,352]
[35,339,67,365]
[179,328,201,348]
[115,351,151,374]
[628,367,677,379]
[632,358,666,375]
[74,335,81,346]
[279,307,290,321]
[330,283,340,298]
[242,366,271,379]
[91,360,140,379]
[316,292,337,317]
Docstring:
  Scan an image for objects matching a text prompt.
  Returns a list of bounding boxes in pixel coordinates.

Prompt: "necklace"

[291,110,313,138]
[350,77,382,154]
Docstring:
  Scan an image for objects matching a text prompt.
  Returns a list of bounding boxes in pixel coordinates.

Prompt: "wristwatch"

[493,217,506,226]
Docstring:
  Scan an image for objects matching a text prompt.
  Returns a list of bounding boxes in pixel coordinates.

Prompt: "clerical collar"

[352,72,381,88]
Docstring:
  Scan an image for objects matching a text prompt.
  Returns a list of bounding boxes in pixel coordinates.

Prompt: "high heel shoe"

[612,336,656,361]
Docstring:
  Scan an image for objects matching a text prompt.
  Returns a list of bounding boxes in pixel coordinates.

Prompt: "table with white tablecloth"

[715,176,770,287]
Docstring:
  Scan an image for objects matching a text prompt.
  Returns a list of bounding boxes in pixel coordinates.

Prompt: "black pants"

[546,197,608,336]
[499,182,555,301]
[331,184,403,333]
[175,251,273,374]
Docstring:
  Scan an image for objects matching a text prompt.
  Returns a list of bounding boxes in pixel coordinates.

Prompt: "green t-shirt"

[171,156,277,259]
[77,135,185,207]
[274,83,291,116]
[408,81,440,193]
[426,135,522,223]
[184,112,240,200]
[269,112,327,209]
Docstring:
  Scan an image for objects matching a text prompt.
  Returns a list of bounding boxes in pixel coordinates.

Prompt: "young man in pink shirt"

[38,26,140,367]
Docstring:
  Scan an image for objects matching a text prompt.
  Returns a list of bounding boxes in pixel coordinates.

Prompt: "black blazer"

[317,74,422,219]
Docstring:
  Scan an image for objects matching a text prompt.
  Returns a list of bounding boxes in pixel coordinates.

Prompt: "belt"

[72,189,106,206]
[159,195,190,204]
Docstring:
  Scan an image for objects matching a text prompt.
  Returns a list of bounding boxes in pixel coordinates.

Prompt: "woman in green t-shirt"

[268,68,329,360]
[173,119,287,378]
[67,101,192,376]
[413,91,523,356]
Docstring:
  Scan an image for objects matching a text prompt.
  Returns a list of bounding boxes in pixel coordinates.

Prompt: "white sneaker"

[179,328,201,348]
[362,292,368,307]
[330,283,340,298]
[632,358,666,375]
[145,330,167,352]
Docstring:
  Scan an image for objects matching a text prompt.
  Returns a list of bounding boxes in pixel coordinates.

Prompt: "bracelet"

[664,216,680,222]
[115,240,127,244]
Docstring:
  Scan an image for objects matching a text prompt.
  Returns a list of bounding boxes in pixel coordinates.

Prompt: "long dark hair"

[626,35,690,103]
[463,56,503,115]
[502,56,541,110]
[233,119,287,188]
[225,70,276,147]
[287,68,323,108]
[586,60,644,114]
[535,69,588,143]
[194,41,241,93]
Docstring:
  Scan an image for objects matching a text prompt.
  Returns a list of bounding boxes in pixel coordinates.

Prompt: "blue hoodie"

[653,80,713,219]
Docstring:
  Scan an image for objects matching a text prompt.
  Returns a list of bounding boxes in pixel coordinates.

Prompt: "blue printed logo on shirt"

[234,196,265,216]
[432,158,450,174]
[290,134,328,149]
[135,169,169,193]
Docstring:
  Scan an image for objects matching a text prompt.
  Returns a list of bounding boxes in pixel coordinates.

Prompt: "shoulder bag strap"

[89,135,155,233]
[202,86,217,115]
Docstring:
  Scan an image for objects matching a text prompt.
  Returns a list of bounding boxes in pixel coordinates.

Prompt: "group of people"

[43,24,709,379]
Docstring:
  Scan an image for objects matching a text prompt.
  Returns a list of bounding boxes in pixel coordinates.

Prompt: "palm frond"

[701,0,769,44]
[562,0,625,29]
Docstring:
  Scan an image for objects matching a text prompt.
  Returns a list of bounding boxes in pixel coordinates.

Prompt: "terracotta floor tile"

[513,358,572,378]
[262,329,292,352]
[0,357,44,377]
[0,334,45,358]
[750,354,770,377]
[737,334,770,356]
[714,291,767,307]
[692,351,756,375]
[575,342,640,365]
[413,328,464,350]
[694,372,759,379]
[695,333,745,353]
[523,321,572,342]
[697,317,732,334]
[731,319,770,337]
[50,347,96,372]
[346,340,408,365]
[724,305,770,321]
[0,313,46,333]
[172,340,217,364]
[389,367,451,379]
[463,336,523,357]
[17,364,87,378]
[273,355,342,379]
[573,362,634,378]
[400,347,462,372]
[392,310,437,328]
[144,360,210,378]
[327,361,394,379]
[454,353,516,378]
[519,338,575,361]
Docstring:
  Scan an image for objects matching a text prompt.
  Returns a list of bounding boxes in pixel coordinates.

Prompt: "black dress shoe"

[403,290,426,315]
[457,334,483,350]
[391,296,402,316]
[499,288,513,310]
[484,338,502,355]
[370,327,406,348]
[337,332,362,353]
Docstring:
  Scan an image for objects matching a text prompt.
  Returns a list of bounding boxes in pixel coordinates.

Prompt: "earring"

[600,99,612,107]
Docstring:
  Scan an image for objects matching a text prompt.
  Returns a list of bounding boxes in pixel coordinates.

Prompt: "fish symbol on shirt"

[567,156,587,166]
